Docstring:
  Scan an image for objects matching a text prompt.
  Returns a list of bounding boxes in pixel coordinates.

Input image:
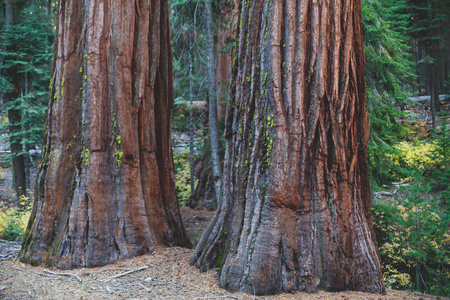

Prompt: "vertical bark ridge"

[192,0,385,295]
[19,0,190,270]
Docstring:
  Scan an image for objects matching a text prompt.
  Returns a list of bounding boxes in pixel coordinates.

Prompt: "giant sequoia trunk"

[191,0,385,295]
[19,0,191,269]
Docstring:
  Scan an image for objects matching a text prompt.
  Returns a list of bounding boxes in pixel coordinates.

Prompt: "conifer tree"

[1,0,54,199]
[362,0,416,186]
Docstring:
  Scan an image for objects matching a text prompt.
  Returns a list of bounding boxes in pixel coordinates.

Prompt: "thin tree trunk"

[204,0,222,206]
[414,38,422,91]
[187,140,216,210]
[19,0,191,269]
[5,0,13,26]
[431,66,437,132]
[24,71,31,194]
[189,47,195,196]
[192,0,385,295]
[7,108,26,198]
[427,0,440,114]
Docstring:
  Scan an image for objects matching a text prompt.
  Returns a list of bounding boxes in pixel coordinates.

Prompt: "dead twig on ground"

[37,272,59,280]
[38,270,82,282]
[102,266,148,282]
[374,189,398,197]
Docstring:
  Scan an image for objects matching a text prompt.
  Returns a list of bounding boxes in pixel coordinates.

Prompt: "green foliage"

[173,150,197,205]
[391,140,440,172]
[363,0,415,103]
[173,97,202,133]
[385,119,450,190]
[0,196,31,241]
[372,118,450,297]
[407,0,450,92]
[0,2,54,158]
[170,0,235,133]
[372,174,450,296]
[431,119,450,203]
[362,0,416,188]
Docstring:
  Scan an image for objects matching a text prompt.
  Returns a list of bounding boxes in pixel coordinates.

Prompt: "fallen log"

[408,94,450,103]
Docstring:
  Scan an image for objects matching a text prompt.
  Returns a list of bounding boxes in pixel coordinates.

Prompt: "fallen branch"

[40,270,82,282]
[37,272,59,280]
[374,189,398,197]
[102,266,148,282]
[408,94,450,103]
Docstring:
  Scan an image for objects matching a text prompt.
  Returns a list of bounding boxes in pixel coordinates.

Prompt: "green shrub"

[372,173,450,296]
[431,119,450,202]
[173,150,196,206]
[0,197,31,241]
[392,141,440,170]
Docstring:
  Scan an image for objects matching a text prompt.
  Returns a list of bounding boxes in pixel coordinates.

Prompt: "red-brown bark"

[191,0,385,295]
[216,1,239,118]
[19,0,191,269]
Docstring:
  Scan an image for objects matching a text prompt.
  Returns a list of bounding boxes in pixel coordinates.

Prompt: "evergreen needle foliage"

[0,2,54,165]
[362,0,416,187]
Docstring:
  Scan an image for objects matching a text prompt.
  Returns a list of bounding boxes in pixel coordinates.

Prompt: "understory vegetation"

[173,150,198,206]
[371,119,450,295]
[0,195,30,241]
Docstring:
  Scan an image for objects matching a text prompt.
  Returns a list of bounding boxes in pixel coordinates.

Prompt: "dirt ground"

[0,207,447,300]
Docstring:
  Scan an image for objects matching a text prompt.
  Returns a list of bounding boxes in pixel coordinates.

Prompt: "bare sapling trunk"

[19,0,191,269]
[191,0,385,295]
[189,48,195,196]
[204,0,222,206]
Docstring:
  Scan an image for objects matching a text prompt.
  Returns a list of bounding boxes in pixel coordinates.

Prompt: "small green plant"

[173,150,197,206]
[0,196,32,241]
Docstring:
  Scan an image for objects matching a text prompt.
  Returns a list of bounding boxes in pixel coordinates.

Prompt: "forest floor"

[0,207,447,300]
